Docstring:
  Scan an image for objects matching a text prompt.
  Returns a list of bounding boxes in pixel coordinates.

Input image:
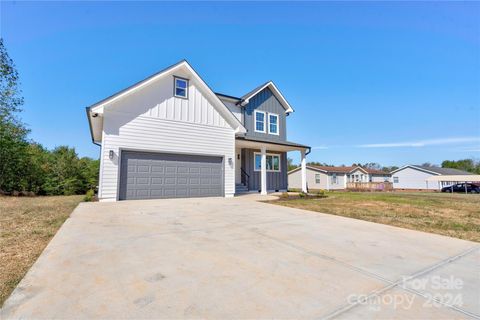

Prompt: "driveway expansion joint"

[247,225,479,320]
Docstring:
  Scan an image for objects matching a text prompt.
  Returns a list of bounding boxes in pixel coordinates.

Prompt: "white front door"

[235,148,242,184]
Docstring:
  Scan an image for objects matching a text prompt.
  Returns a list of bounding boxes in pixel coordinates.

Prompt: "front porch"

[234,137,310,195]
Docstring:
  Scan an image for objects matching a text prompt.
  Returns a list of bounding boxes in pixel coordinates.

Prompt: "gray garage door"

[119,151,224,200]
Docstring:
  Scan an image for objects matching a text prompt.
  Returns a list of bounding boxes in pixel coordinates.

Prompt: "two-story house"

[86,60,310,201]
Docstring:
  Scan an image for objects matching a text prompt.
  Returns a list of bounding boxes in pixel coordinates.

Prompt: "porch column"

[260,146,267,195]
[301,149,307,193]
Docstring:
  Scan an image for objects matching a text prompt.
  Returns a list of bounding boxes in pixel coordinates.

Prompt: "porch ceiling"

[235,137,309,152]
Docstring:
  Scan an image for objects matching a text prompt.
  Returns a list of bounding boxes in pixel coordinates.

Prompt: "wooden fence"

[346,182,393,191]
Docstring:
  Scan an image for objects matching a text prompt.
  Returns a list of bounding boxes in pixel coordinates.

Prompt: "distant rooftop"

[414,165,474,176]
[307,165,389,175]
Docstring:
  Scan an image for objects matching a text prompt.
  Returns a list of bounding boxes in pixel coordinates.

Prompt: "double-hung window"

[254,111,266,133]
[393,177,399,183]
[332,173,338,184]
[268,114,279,135]
[174,77,188,98]
[315,174,321,184]
[254,153,280,172]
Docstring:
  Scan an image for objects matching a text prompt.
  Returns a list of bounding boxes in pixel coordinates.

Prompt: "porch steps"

[235,183,249,194]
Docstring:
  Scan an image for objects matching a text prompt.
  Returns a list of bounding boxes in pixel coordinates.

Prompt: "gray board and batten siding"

[243,87,287,142]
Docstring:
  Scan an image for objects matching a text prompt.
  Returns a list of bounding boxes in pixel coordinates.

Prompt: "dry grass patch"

[268,192,480,242]
[0,195,83,306]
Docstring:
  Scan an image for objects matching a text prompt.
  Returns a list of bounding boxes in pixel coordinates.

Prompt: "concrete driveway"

[2,196,479,319]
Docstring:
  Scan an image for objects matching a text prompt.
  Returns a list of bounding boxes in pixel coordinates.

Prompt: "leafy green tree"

[442,159,480,174]
[0,38,31,192]
[79,157,100,191]
[287,158,298,171]
[0,39,100,196]
[362,162,382,170]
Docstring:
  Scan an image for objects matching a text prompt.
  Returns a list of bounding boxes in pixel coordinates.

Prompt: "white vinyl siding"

[288,168,345,191]
[97,75,236,201]
[109,73,230,128]
[391,167,438,190]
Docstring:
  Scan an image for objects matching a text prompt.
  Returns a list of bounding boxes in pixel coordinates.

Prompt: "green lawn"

[268,192,480,242]
[0,195,83,306]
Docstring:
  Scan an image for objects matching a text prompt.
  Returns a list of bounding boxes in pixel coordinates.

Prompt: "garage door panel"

[165,166,176,174]
[151,177,163,185]
[150,190,164,197]
[151,166,164,173]
[164,177,176,185]
[135,177,150,185]
[119,151,223,200]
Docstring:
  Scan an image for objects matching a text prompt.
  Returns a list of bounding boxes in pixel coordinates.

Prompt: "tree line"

[0,39,99,196]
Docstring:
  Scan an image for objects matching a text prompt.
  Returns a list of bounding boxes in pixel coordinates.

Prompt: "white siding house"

[88,61,245,201]
[87,60,310,201]
[289,165,391,191]
[391,165,474,190]
[288,168,346,190]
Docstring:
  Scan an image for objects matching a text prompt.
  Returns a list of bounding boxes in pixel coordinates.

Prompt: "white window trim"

[315,173,321,184]
[254,110,266,133]
[393,176,399,183]
[332,173,338,184]
[268,113,280,135]
[174,76,188,99]
[253,152,281,172]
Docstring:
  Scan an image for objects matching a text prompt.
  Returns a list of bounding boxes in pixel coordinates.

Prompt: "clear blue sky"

[2,1,479,166]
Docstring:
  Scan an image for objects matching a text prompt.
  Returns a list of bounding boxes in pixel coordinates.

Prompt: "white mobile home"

[390,165,474,190]
[288,165,391,191]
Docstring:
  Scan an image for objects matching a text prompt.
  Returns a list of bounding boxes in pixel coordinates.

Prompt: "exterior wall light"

[109,150,114,160]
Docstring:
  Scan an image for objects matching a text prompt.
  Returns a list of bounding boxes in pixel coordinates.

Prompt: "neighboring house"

[390,165,474,190]
[288,165,391,191]
[86,60,310,201]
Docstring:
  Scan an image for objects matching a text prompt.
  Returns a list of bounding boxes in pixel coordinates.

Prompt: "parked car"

[441,183,480,193]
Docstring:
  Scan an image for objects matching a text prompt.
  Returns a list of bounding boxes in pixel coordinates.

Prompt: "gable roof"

[390,165,474,176]
[237,81,294,114]
[288,165,390,175]
[86,60,246,142]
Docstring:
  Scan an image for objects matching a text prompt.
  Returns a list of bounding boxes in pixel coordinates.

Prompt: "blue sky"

[2,1,479,166]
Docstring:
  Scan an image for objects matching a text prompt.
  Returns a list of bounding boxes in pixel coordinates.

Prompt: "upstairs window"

[254,111,266,133]
[174,77,188,98]
[268,114,279,135]
[393,177,399,183]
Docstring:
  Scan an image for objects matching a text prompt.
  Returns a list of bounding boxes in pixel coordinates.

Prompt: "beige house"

[288,165,391,191]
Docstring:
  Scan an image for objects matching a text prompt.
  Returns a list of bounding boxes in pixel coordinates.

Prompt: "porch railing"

[240,168,250,188]
[347,182,393,191]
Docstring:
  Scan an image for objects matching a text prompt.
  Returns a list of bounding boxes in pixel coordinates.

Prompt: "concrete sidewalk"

[1,196,479,319]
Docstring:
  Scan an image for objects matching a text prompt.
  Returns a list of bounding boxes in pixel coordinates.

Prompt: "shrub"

[280,192,289,199]
[299,192,306,198]
[84,189,95,202]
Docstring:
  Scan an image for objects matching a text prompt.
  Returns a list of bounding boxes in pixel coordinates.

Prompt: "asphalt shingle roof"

[414,166,474,176]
